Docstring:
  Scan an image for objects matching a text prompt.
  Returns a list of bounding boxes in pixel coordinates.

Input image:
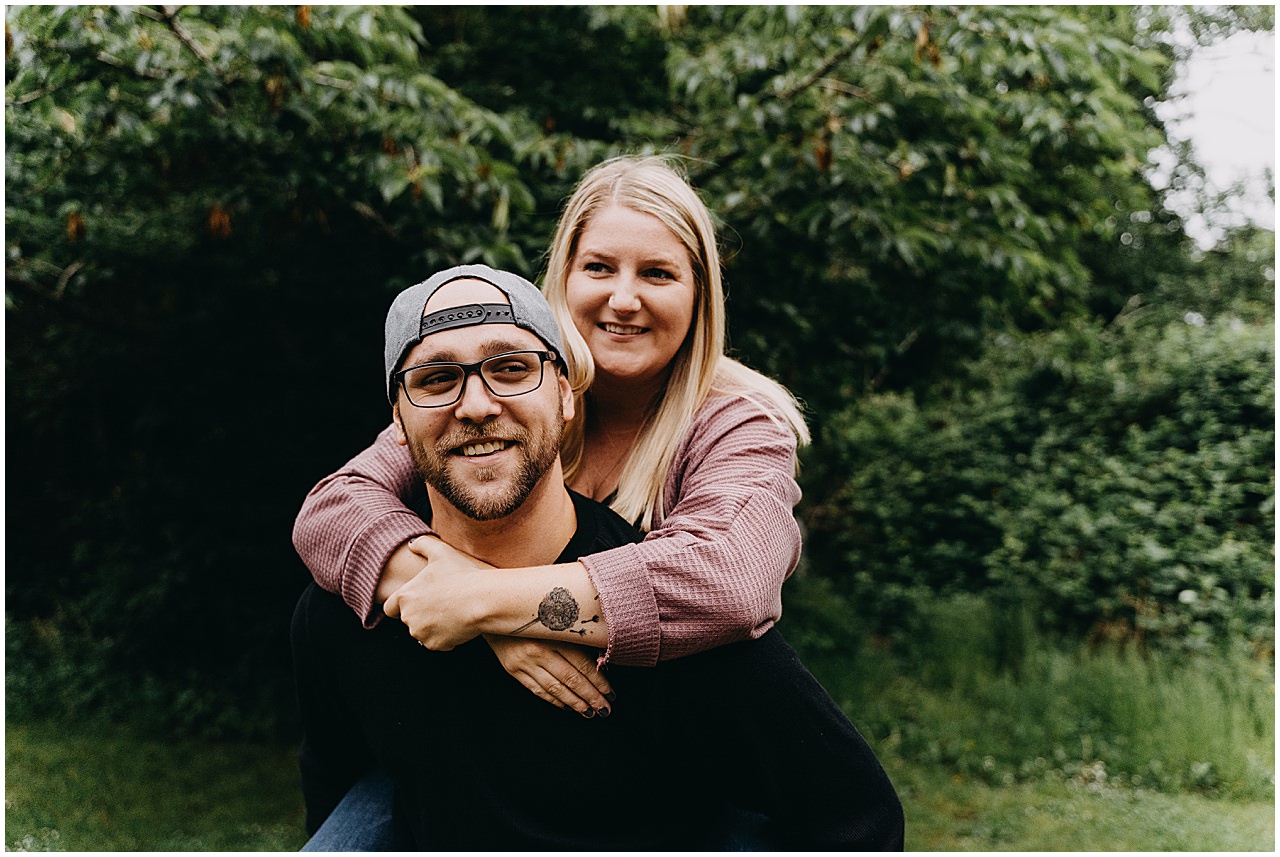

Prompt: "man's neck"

[426,468,578,568]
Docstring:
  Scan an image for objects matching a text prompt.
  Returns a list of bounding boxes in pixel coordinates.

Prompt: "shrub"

[801,310,1275,652]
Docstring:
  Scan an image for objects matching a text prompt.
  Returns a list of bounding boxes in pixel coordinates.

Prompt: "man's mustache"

[434,421,528,453]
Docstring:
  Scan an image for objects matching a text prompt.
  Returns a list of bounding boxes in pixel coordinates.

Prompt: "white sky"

[1159,29,1276,248]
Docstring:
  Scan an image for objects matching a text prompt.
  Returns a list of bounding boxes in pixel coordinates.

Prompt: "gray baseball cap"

[384,264,565,403]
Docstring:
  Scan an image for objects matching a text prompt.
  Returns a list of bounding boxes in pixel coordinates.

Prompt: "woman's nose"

[607,278,641,314]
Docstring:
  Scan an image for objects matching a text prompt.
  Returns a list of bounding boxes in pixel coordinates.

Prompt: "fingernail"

[581,708,595,719]
[605,691,617,702]
[596,707,610,718]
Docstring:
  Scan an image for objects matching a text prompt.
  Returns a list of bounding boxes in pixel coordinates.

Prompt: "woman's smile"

[601,322,647,336]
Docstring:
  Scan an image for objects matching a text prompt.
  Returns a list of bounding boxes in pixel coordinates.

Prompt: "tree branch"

[817,77,875,103]
[144,5,235,104]
[155,6,218,74]
[53,261,84,299]
[94,51,170,80]
[689,33,868,186]
[5,82,67,106]
[775,33,864,102]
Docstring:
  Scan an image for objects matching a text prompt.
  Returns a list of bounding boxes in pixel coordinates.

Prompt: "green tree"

[5,4,552,732]
[647,5,1175,409]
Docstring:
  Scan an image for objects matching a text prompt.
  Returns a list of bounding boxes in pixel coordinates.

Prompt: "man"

[291,264,903,850]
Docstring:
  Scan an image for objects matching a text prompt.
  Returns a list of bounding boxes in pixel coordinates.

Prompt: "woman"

[294,155,810,717]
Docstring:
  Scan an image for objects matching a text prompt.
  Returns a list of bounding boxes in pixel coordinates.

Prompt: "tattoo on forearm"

[538,587,579,630]
[511,587,587,635]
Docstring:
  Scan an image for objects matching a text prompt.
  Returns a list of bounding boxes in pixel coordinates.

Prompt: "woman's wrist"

[474,562,608,646]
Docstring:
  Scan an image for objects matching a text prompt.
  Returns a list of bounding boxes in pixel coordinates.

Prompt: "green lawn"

[5,719,1273,851]
[885,759,1274,851]
[5,722,307,851]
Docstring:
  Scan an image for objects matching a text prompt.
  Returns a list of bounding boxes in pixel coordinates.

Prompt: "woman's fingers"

[525,663,598,716]
[561,649,615,702]
[406,535,487,568]
[405,535,437,561]
[485,636,613,717]
[509,669,571,711]
[534,655,613,717]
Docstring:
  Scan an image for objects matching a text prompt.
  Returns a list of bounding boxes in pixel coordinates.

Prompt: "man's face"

[392,279,574,521]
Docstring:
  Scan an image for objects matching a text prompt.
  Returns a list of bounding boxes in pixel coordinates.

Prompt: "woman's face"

[565,205,697,394]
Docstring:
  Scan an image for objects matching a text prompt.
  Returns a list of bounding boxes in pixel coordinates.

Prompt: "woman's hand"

[383,536,493,650]
[483,635,614,718]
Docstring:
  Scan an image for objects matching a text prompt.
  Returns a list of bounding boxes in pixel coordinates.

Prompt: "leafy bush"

[802,294,1275,651]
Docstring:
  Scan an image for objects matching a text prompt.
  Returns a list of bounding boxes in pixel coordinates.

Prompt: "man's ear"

[391,402,409,446]
[557,372,575,422]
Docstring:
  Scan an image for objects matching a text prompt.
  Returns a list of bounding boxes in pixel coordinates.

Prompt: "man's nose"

[452,371,502,421]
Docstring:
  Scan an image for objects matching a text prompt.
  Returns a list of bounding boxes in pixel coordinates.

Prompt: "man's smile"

[457,439,512,457]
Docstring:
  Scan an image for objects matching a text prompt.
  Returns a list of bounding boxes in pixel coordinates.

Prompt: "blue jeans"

[300,772,400,852]
[301,771,774,851]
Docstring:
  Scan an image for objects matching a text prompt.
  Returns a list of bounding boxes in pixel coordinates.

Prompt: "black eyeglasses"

[394,350,557,408]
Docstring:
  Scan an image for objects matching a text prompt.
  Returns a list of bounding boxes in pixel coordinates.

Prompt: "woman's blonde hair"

[542,155,810,530]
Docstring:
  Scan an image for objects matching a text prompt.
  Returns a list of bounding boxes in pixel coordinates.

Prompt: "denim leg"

[300,771,399,852]
[689,806,777,851]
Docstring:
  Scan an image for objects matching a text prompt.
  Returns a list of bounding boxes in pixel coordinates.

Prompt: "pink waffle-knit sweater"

[291,392,803,666]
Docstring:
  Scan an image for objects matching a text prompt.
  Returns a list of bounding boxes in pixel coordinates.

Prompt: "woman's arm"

[292,425,430,625]
[384,541,608,649]
[584,393,803,666]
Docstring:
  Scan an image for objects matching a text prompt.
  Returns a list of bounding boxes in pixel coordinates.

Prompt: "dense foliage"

[5,5,1273,737]
[801,230,1274,654]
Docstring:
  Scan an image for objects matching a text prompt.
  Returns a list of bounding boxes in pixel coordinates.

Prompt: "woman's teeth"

[604,323,645,335]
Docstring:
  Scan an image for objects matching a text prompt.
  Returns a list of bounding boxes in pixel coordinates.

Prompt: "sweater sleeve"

[292,425,433,626]
[580,394,803,667]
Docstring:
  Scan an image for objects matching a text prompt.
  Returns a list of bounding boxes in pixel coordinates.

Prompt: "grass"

[885,760,1274,850]
[5,717,1274,851]
[792,590,1276,801]
[5,721,307,851]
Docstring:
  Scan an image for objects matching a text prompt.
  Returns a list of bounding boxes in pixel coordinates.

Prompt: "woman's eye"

[644,268,675,281]
[582,261,609,274]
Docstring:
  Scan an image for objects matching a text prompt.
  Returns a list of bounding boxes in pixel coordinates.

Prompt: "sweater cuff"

[344,510,433,629]
[581,543,662,667]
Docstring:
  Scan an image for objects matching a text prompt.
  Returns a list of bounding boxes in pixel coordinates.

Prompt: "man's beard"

[403,414,564,521]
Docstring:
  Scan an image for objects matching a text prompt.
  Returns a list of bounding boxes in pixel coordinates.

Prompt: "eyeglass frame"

[392,349,560,409]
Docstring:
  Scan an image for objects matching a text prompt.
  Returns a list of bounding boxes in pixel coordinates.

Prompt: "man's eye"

[413,370,458,389]
[490,361,534,377]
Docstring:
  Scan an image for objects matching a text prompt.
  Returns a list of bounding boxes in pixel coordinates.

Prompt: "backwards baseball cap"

[384,264,566,404]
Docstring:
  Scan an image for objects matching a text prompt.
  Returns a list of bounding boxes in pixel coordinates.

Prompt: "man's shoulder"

[560,490,643,561]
